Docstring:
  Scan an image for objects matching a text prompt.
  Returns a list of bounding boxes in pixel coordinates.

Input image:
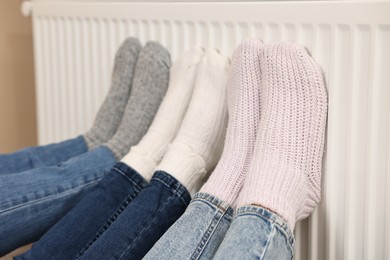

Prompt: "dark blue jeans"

[17,163,147,260]
[78,171,191,260]
[0,146,115,256]
[0,136,88,175]
[17,167,191,260]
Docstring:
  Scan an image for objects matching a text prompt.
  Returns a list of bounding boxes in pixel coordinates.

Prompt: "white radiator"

[24,1,390,259]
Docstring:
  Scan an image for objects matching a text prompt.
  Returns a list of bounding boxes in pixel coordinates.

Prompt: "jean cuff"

[112,162,148,190]
[236,205,295,249]
[192,192,234,217]
[151,171,192,205]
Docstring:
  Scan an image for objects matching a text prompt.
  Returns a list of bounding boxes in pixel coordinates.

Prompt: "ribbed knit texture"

[200,39,263,204]
[105,42,171,160]
[84,38,142,149]
[236,42,328,230]
[121,47,204,179]
[157,49,230,195]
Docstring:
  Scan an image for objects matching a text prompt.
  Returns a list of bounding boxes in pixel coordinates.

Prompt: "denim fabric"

[0,136,88,175]
[144,192,234,260]
[213,206,295,260]
[16,163,147,260]
[0,146,115,256]
[78,171,191,260]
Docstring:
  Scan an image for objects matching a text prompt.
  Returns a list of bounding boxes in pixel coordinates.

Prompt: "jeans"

[213,206,295,260]
[0,146,115,256]
[17,163,147,260]
[78,171,191,260]
[144,192,234,260]
[0,136,88,175]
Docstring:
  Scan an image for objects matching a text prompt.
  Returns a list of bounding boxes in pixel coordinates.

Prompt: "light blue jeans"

[144,192,234,260]
[0,136,88,175]
[214,206,295,260]
[145,193,295,260]
[0,146,116,256]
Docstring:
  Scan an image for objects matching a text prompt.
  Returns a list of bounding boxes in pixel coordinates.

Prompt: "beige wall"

[0,0,36,153]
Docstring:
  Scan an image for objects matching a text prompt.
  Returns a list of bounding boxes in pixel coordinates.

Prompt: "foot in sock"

[236,42,328,230]
[157,49,230,195]
[200,39,263,204]
[121,47,204,179]
[84,38,142,149]
[104,42,171,160]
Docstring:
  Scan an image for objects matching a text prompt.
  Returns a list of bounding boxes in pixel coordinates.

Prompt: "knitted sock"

[84,38,142,149]
[200,39,263,204]
[121,47,204,179]
[236,42,328,230]
[105,42,171,160]
[157,49,230,195]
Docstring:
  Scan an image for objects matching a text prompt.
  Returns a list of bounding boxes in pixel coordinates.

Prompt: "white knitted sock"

[157,49,230,195]
[236,42,328,230]
[200,39,263,205]
[121,47,204,180]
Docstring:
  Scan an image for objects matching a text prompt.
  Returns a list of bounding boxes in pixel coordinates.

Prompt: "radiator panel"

[29,2,390,260]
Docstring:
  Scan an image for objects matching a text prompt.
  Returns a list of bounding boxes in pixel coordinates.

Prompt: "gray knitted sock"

[105,41,171,160]
[84,38,142,149]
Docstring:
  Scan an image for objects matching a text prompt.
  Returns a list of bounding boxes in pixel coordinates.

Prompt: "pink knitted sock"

[236,42,328,230]
[200,39,263,205]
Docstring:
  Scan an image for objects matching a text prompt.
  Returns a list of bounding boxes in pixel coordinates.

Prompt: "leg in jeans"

[213,206,295,260]
[77,171,191,260]
[147,41,261,260]
[16,163,147,260]
[213,42,325,260]
[144,192,234,260]
[0,146,115,256]
[0,136,88,175]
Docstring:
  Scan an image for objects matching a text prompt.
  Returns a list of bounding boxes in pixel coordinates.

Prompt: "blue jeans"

[77,171,191,260]
[0,136,88,175]
[17,163,147,260]
[0,146,115,256]
[144,192,234,260]
[214,206,295,260]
